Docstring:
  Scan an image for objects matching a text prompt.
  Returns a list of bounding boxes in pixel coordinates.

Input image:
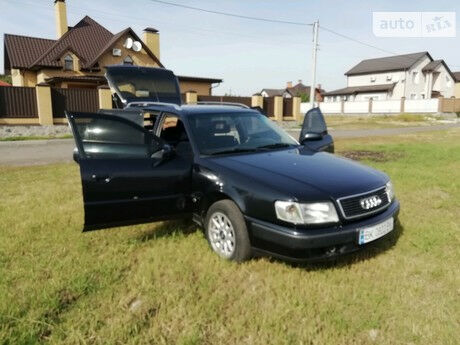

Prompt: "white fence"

[344,101,368,113]
[405,99,439,113]
[311,98,441,115]
[372,100,401,113]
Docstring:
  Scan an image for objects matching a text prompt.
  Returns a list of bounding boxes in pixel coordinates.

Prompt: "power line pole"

[309,20,319,109]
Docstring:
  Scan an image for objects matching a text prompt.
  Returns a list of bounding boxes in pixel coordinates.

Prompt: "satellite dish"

[132,41,142,52]
[124,37,133,49]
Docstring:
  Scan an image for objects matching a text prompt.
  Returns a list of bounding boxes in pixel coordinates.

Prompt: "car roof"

[135,103,258,117]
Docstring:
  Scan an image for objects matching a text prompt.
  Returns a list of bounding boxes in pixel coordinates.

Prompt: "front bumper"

[246,200,400,262]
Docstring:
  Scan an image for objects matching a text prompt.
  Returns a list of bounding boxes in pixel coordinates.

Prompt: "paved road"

[1,123,459,166]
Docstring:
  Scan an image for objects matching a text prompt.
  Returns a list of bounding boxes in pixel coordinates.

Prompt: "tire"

[204,200,252,262]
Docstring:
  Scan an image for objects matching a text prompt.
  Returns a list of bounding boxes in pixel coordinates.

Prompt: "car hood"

[209,148,388,200]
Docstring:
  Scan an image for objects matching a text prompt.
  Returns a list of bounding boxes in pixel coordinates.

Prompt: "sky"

[0,0,459,95]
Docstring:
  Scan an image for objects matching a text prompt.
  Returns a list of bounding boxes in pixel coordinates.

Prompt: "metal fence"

[263,97,275,117]
[51,88,99,118]
[283,98,293,117]
[197,95,252,107]
[0,86,38,118]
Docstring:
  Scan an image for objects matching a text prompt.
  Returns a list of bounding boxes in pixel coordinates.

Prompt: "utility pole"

[309,20,319,109]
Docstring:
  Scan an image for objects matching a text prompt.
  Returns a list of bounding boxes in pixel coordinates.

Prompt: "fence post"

[98,85,112,110]
[437,97,444,113]
[400,97,405,113]
[251,93,263,108]
[292,96,301,122]
[185,91,197,104]
[273,96,283,121]
[340,99,345,115]
[36,83,53,125]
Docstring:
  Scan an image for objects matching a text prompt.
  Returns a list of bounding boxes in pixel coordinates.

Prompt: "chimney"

[54,0,68,39]
[143,27,160,62]
[298,79,303,84]
[286,81,293,88]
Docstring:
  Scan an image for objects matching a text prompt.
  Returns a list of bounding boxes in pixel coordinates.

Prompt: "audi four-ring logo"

[360,195,382,210]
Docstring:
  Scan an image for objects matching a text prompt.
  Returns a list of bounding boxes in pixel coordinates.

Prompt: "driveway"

[1,123,459,166]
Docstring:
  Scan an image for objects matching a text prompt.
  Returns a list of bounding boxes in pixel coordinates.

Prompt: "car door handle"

[91,174,111,183]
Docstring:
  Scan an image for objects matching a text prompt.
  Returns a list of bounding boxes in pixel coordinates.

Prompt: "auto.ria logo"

[373,12,456,37]
[360,195,382,210]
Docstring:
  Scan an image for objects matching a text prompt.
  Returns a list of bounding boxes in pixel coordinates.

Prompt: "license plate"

[358,217,394,245]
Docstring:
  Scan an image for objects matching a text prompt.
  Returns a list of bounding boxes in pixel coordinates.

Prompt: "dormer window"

[123,56,134,65]
[386,75,392,81]
[64,54,74,71]
[370,76,376,83]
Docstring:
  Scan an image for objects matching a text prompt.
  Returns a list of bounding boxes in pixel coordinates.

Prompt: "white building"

[324,52,456,102]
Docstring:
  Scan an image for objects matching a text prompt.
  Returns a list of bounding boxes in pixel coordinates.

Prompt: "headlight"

[274,201,339,225]
[385,181,395,202]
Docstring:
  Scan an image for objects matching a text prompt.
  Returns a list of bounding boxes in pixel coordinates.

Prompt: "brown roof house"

[324,52,456,102]
[453,72,460,98]
[261,81,324,102]
[3,0,221,94]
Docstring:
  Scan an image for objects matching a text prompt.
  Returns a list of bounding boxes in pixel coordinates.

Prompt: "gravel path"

[1,123,459,166]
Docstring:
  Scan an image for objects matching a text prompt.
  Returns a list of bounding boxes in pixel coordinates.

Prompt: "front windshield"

[187,111,298,155]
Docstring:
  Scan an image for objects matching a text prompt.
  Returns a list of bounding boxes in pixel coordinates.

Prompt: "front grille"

[338,187,390,220]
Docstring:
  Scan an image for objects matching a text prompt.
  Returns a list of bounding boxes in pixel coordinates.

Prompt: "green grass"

[0,134,73,142]
[0,129,459,344]
[324,114,440,130]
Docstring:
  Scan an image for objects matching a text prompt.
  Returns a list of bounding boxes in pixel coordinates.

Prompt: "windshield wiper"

[209,148,258,156]
[256,143,292,150]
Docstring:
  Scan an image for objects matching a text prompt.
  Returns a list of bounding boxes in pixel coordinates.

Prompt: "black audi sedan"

[67,66,399,262]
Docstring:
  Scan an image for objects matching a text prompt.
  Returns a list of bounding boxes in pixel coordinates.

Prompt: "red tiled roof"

[31,16,113,69]
[4,16,163,71]
[86,27,163,68]
[4,34,56,69]
[0,80,11,86]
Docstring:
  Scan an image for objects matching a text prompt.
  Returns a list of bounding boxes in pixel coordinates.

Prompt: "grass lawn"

[324,114,446,130]
[0,129,459,344]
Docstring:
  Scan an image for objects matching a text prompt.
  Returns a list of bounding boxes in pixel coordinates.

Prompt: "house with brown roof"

[453,72,460,98]
[324,52,456,102]
[3,0,221,95]
[261,81,324,102]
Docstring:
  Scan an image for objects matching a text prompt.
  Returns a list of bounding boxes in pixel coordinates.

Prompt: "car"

[66,66,400,262]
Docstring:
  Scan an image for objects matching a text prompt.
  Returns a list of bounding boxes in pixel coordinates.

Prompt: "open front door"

[67,112,192,231]
[299,107,334,153]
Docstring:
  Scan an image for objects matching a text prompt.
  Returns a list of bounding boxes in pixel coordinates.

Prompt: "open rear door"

[67,112,192,231]
[105,65,182,107]
[299,107,334,153]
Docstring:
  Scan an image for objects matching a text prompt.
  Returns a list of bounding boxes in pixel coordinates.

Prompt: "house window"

[64,54,74,71]
[386,75,392,81]
[421,93,425,99]
[123,56,134,65]
[410,93,417,100]
[446,76,452,87]
[370,76,376,83]
[412,71,419,84]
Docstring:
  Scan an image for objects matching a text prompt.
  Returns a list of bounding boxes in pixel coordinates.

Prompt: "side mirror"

[151,144,175,166]
[299,107,329,144]
[302,132,323,141]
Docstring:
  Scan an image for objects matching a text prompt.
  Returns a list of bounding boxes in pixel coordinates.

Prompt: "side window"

[73,115,153,159]
[159,115,187,146]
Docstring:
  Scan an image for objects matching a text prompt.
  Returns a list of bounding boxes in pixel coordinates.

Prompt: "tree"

[297,92,309,103]
[0,74,12,84]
